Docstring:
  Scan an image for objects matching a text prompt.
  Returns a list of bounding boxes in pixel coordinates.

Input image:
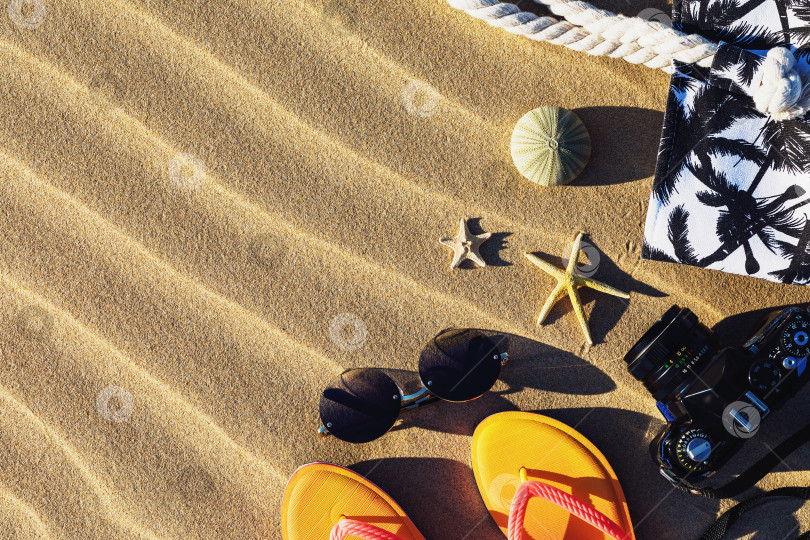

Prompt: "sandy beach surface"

[0,0,808,538]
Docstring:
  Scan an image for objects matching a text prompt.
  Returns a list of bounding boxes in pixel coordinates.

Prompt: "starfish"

[440,218,491,269]
[525,232,629,345]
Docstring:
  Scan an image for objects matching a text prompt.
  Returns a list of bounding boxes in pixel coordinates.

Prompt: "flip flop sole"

[472,411,635,539]
[281,462,425,540]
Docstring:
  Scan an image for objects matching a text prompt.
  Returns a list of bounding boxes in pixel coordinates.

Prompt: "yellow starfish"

[525,232,629,345]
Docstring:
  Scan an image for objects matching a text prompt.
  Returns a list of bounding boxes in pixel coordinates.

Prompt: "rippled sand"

[0,0,808,538]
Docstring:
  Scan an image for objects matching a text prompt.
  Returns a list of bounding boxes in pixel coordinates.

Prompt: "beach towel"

[641,0,810,284]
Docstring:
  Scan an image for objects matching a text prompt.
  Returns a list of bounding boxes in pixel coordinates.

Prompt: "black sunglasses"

[317,328,509,443]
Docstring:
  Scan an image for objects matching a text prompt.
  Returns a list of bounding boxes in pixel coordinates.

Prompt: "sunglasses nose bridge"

[401,386,428,402]
[317,331,508,441]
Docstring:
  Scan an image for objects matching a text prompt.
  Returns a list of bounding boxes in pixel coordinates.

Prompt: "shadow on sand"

[526,233,667,344]
[377,331,616,438]
[352,401,807,539]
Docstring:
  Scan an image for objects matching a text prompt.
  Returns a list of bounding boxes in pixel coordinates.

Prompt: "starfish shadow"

[582,237,668,343]
[465,217,512,268]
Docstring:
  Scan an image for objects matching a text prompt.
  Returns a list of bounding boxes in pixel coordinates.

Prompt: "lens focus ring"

[624,306,717,403]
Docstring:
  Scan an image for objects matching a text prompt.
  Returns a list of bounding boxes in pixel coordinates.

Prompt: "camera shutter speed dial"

[748,361,782,393]
[781,317,810,358]
[675,429,713,472]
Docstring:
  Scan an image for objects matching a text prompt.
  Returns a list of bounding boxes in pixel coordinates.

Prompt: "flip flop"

[281,462,426,540]
[472,411,635,540]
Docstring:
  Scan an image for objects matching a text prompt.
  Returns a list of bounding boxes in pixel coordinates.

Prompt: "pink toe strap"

[329,518,408,540]
[508,480,632,540]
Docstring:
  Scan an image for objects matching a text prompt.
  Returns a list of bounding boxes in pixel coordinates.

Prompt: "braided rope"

[446,0,718,72]
[329,518,408,540]
[507,480,631,540]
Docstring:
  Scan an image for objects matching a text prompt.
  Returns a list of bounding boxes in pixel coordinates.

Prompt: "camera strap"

[672,420,810,499]
[699,487,810,540]
[667,421,810,538]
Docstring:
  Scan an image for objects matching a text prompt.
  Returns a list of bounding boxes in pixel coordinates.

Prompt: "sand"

[0,0,807,538]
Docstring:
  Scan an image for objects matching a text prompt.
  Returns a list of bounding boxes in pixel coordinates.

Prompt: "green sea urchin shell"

[510,106,591,187]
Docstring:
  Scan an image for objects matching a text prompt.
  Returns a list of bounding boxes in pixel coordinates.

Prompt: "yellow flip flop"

[472,411,635,540]
[281,462,426,540]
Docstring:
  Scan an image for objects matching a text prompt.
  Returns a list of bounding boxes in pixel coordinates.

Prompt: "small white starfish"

[440,218,492,270]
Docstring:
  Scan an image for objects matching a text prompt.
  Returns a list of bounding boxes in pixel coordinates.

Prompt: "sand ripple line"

[27,2,550,242]
[0,274,287,488]
[0,43,531,338]
[0,150,343,373]
[207,177,530,336]
[0,486,51,539]
[0,385,169,540]
[82,7,677,311]
[251,0,496,129]
[0,31,666,346]
[0,42,676,354]
[630,264,725,319]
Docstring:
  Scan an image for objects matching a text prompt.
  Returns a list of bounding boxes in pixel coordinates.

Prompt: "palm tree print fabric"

[641,0,810,284]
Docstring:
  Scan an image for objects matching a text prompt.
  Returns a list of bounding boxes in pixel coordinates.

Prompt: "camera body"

[624,305,810,484]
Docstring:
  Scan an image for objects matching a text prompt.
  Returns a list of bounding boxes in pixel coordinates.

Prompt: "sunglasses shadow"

[385,333,616,438]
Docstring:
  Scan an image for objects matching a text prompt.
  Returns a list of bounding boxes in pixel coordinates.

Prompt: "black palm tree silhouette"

[687,0,786,51]
[748,119,810,194]
[696,178,807,273]
[687,115,810,274]
[653,0,810,280]
[789,1,810,51]
[698,0,794,42]
[771,219,810,282]
[710,39,765,92]
[709,22,785,48]
[654,81,766,204]
[642,240,678,263]
[668,205,700,264]
[697,0,769,28]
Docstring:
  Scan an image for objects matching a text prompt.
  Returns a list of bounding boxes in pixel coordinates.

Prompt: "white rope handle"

[448,0,810,120]
[752,47,810,120]
[446,0,717,72]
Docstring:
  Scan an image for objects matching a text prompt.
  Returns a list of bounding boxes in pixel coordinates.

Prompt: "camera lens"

[624,305,719,402]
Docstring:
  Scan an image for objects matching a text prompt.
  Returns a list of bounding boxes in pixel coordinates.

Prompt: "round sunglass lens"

[418,328,503,402]
[319,369,402,443]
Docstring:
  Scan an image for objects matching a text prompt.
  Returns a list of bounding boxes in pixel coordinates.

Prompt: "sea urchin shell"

[510,106,591,187]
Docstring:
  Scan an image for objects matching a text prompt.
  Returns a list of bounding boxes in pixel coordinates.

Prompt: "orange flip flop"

[281,462,426,540]
[472,411,635,540]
